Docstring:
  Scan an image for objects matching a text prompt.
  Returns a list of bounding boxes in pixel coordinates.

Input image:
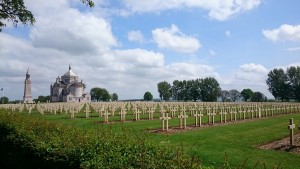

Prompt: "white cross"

[288,118,295,146]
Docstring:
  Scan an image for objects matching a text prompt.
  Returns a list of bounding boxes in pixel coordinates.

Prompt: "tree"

[90,87,110,102]
[266,68,291,101]
[287,66,300,101]
[188,79,201,102]
[157,81,172,101]
[240,89,253,102]
[143,91,153,101]
[0,96,9,104]
[0,0,94,31]
[35,95,50,102]
[172,80,181,100]
[9,100,21,104]
[228,89,240,102]
[220,90,229,102]
[251,92,267,102]
[199,77,221,102]
[111,93,118,101]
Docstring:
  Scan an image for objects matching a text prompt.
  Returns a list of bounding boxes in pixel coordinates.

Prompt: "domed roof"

[63,65,77,77]
[71,82,84,87]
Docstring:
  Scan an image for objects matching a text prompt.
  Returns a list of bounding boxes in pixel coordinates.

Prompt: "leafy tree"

[35,95,50,102]
[9,100,21,104]
[172,80,187,101]
[172,80,181,100]
[220,90,229,102]
[172,79,200,101]
[111,93,118,101]
[266,68,291,101]
[188,79,201,102]
[199,77,221,102]
[143,91,153,101]
[157,81,172,101]
[287,66,300,101]
[228,89,240,102]
[0,0,94,31]
[240,88,253,102]
[251,92,267,102]
[0,96,9,104]
[101,91,111,101]
[0,0,35,31]
[90,87,110,102]
[180,80,190,101]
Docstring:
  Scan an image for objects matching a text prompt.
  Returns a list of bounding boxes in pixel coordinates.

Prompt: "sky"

[1,0,300,101]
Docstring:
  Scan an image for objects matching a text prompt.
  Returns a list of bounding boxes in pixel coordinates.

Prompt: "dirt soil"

[258,132,300,154]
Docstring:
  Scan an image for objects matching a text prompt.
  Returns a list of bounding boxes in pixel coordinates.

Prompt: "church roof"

[63,65,77,77]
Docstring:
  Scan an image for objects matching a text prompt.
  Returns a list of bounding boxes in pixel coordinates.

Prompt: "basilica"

[50,65,91,102]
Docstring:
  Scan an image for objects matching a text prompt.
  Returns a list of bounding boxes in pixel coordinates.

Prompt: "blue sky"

[1,0,300,100]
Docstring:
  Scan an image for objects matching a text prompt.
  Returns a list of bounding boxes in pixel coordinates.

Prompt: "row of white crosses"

[157,102,300,132]
[2,102,300,130]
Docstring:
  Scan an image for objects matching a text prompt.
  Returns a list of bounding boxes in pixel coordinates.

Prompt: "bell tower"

[23,68,33,103]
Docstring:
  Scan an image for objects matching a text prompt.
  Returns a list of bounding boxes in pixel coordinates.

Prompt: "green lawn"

[19,109,300,168]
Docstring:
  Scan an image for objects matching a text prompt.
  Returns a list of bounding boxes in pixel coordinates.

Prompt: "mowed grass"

[20,109,300,168]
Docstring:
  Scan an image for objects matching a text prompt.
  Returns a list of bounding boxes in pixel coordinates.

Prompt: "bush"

[0,111,206,169]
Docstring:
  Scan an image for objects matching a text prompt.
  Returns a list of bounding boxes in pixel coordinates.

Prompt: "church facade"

[50,66,91,103]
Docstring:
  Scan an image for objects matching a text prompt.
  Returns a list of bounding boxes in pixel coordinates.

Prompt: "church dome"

[71,82,84,87]
[63,65,77,77]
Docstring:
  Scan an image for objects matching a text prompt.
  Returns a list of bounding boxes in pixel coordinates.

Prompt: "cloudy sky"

[1,0,300,100]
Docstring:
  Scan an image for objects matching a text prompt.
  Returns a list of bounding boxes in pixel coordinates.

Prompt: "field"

[1,102,300,168]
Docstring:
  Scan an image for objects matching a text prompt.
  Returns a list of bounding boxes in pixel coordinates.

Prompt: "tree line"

[157,77,267,102]
[90,87,118,102]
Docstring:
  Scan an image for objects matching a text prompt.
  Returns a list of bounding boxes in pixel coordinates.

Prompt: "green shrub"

[0,111,205,169]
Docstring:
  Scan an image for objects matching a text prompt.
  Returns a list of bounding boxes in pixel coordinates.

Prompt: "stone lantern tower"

[23,68,33,103]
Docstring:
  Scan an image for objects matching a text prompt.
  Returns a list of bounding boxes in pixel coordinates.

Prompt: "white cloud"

[222,63,268,87]
[219,63,271,98]
[24,0,69,15]
[274,63,300,70]
[286,47,300,52]
[127,30,145,43]
[239,63,268,74]
[29,9,117,55]
[152,24,201,54]
[122,0,261,21]
[263,24,300,42]
[0,32,218,100]
[234,64,268,86]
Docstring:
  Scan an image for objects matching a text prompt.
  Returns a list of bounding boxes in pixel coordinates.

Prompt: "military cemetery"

[1,64,300,168]
[1,0,300,169]
[1,100,300,168]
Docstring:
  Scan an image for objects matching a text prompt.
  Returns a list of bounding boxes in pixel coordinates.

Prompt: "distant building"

[50,65,91,102]
[23,68,33,103]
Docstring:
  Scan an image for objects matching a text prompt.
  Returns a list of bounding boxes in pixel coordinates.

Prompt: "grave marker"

[160,112,171,131]
[119,108,127,122]
[194,110,203,127]
[85,105,90,118]
[288,118,295,146]
[178,110,188,129]
[103,110,110,123]
[134,109,141,121]
[147,108,154,120]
